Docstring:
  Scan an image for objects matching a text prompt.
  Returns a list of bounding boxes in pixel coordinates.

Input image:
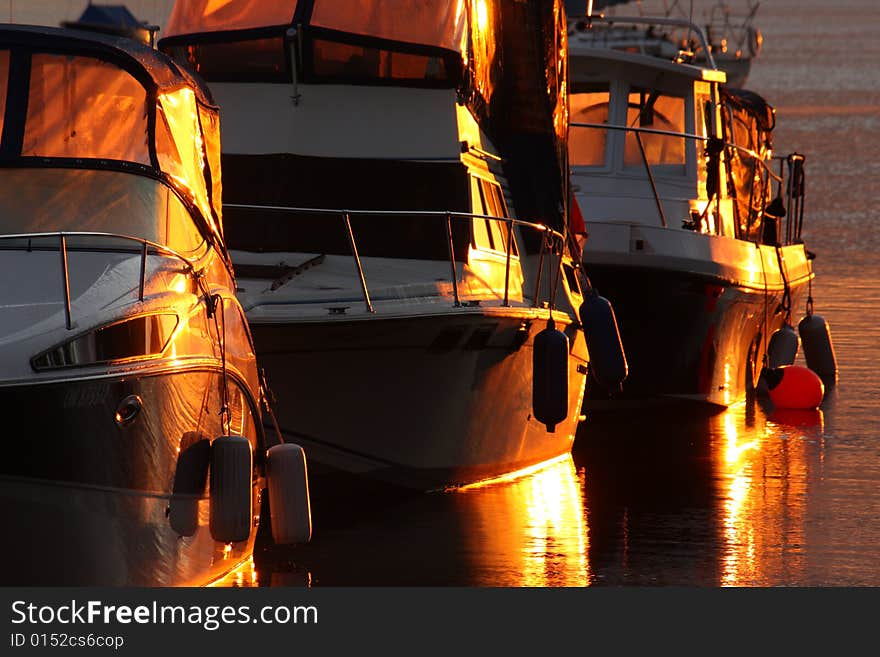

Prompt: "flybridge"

[160,1,471,89]
[160,0,572,235]
[163,1,466,52]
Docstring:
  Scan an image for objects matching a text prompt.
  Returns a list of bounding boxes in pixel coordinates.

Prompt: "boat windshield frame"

[159,24,462,88]
[0,27,228,264]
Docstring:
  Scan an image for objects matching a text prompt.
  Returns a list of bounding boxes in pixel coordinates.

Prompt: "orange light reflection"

[459,454,590,586]
[715,402,813,586]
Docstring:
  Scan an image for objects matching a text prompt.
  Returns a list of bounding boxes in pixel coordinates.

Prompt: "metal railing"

[224,204,569,314]
[0,232,197,330]
[569,14,718,70]
[569,120,806,244]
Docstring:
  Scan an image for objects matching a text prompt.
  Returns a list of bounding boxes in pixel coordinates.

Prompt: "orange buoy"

[762,365,824,410]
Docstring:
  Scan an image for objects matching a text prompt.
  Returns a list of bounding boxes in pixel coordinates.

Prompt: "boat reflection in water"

[579,400,824,586]
[218,455,591,587]
[717,403,823,586]
[454,455,591,587]
[215,398,828,587]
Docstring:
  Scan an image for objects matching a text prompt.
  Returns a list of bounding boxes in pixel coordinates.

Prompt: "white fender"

[209,435,253,543]
[266,443,312,545]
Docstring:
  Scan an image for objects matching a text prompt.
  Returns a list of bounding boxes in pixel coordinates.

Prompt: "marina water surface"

[13,0,878,587]
[218,0,880,587]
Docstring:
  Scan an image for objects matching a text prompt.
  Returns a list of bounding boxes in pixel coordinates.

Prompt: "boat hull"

[252,309,588,490]
[0,368,263,586]
[582,245,812,408]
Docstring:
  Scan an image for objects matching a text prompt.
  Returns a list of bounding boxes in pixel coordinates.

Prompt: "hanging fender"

[798,312,838,383]
[578,293,628,390]
[209,435,253,544]
[767,323,799,368]
[532,318,569,433]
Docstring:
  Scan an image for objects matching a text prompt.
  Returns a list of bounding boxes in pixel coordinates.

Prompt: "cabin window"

[624,88,686,170]
[569,88,610,166]
[470,176,515,255]
[310,38,452,85]
[22,54,149,164]
[0,50,8,138]
[470,176,494,250]
[163,37,288,83]
[480,179,513,253]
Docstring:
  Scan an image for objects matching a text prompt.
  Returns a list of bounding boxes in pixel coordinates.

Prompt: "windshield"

[0,168,206,253]
[22,54,150,163]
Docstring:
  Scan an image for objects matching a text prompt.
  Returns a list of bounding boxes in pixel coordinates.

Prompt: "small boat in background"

[566,0,763,88]
[160,0,598,490]
[0,24,280,585]
[567,13,816,408]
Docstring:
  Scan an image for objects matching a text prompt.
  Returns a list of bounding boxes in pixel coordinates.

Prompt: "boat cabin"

[569,45,777,243]
[159,1,579,303]
[0,25,225,259]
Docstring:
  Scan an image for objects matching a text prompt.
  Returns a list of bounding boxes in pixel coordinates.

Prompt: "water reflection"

[714,402,823,586]
[457,455,590,586]
[210,393,871,588]
[576,399,828,586]
[221,455,591,587]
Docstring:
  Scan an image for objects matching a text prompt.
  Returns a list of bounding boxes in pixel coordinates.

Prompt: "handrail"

[444,211,461,307]
[569,122,807,246]
[0,231,198,330]
[342,212,374,314]
[223,204,568,244]
[223,204,569,313]
[570,120,783,182]
[58,235,72,331]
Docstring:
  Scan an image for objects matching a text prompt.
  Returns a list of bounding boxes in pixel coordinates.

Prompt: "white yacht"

[160,1,593,489]
[0,25,267,585]
[566,13,815,407]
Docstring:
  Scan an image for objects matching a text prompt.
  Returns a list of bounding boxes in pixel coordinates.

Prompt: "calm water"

[226,0,879,588]
[12,0,879,587]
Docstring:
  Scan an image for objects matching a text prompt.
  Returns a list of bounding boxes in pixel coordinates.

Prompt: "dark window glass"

[164,37,288,82]
[310,38,452,85]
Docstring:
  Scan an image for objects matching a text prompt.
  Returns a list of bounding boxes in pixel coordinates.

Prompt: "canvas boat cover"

[0,24,224,246]
[163,0,571,234]
[720,86,775,240]
[166,1,467,53]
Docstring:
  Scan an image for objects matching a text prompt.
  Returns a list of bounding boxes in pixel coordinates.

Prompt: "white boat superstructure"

[161,0,592,489]
[567,14,815,407]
